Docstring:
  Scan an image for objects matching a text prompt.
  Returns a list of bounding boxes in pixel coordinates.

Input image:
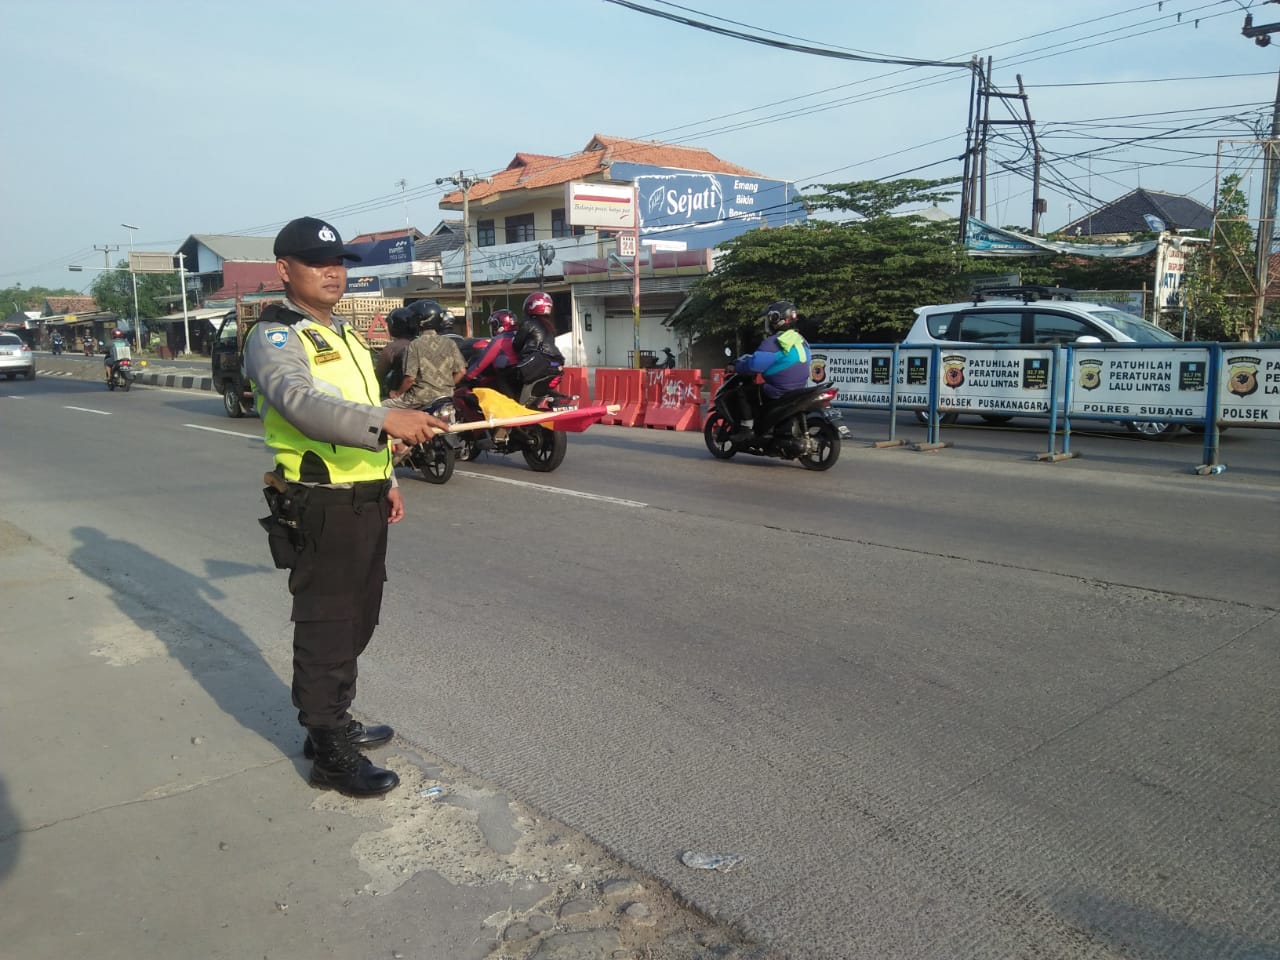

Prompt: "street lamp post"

[122,223,141,349]
[175,253,191,357]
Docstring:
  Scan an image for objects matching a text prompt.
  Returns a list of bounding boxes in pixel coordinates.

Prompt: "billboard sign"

[565,181,635,229]
[131,251,179,273]
[1070,347,1211,420]
[1218,350,1279,424]
[345,276,381,296]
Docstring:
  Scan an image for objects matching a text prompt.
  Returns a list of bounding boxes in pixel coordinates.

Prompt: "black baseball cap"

[273,216,362,263]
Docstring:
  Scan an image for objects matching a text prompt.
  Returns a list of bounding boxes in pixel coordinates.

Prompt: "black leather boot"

[307,727,400,797]
[302,719,394,759]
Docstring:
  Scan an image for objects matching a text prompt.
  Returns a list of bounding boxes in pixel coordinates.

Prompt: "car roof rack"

[971,284,1076,305]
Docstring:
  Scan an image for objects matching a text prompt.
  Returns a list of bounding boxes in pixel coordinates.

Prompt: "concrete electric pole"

[437,171,491,337]
[1243,5,1280,340]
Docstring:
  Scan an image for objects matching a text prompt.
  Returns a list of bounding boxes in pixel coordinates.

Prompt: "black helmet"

[762,301,800,335]
[407,299,448,332]
[387,307,419,339]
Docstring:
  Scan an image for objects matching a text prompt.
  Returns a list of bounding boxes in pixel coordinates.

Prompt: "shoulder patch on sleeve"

[266,328,291,349]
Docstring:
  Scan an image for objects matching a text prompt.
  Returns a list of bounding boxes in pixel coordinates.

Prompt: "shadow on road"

[67,526,295,754]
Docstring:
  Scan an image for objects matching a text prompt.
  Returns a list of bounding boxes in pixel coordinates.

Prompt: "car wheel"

[25,367,36,380]
[223,384,246,418]
[1126,420,1181,440]
[914,410,959,425]
[980,414,1013,425]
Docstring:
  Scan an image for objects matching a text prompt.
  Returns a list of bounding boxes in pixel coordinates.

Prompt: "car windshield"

[1089,309,1180,343]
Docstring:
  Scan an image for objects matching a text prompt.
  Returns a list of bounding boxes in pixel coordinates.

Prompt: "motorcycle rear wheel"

[107,378,116,391]
[522,426,567,472]
[703,412,737,459]
[799,420,841,471]
[121,376,131,392]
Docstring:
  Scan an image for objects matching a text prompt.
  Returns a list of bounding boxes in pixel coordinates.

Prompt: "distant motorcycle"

[106,357,135,391]
[704,355,845,470]
[50,333,64,355]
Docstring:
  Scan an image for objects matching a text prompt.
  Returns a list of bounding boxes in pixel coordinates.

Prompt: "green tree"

[89,259,183,323]
[1182,173,1255,340]
[804,177,959,219]
[2,283,81,314]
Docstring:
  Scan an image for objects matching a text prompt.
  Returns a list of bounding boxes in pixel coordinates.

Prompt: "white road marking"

[184,423,261,440]
[455,470,647,508]
[4,395,25,399]
[64,405,111,416]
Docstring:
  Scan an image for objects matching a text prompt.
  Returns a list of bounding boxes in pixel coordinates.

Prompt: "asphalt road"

[2,373,1277,960]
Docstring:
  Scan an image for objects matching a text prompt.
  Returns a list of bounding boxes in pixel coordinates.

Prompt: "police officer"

[245,216,446,798]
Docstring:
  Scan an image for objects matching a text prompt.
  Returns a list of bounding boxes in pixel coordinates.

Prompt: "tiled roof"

[1057,189,1213,236]
[348,227,429,245]
[43,295,99,316]
[441,134,764,204]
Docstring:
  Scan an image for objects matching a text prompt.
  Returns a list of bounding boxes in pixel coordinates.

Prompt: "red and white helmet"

[523,291,553,318]
[489,309,517,336]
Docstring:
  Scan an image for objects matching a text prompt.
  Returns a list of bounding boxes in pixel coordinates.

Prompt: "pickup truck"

[211,312,258,417]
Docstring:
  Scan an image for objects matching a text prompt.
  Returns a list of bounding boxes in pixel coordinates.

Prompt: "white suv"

[0,332,36,380]
[903,287,1183,437]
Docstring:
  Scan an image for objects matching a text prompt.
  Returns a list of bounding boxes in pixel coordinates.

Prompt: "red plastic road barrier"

[595,368,647,426]
[558,366,590,408]
[642,369,704,431]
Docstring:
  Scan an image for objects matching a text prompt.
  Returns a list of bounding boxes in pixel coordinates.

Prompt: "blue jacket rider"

[730,301,810,440]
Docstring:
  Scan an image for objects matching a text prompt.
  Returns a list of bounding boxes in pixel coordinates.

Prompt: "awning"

[154,307,235,327]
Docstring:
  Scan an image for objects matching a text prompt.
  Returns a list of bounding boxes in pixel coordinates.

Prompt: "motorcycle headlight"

[436,401,457,423]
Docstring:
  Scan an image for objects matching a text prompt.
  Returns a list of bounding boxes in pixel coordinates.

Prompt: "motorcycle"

[451,373,571,473]
[50,334,64,356]
[402,394,462,485]
[106,357,135,392]
[704,355,846,470]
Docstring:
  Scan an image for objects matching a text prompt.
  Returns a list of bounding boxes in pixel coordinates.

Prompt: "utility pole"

[958,57,981,241]
[983,72,1043,234]
[397,178,414,267]
[95,244,119,268]
[980,56,992,222]
[437,171,491,336]
[1243,6,1280,340]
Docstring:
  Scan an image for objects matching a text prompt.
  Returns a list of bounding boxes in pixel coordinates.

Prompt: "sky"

[3,0,1277,294]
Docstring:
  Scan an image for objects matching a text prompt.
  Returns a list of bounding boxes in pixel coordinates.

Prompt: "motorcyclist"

[512,291,565,401]
[463,308,519,392]
[727,301,812,442]
[374,307,418,399]
[384,299,466,409]
[657,347,676,369]
[103,328,132,384]
[51,331,64,355]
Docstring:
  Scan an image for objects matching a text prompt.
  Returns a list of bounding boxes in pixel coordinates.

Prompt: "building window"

[551,208,585,239]
[504,213,536,244]
[477,219,495,247]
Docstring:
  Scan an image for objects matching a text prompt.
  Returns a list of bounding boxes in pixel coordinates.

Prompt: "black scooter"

[106,357,135,391]
[704,354,846,470]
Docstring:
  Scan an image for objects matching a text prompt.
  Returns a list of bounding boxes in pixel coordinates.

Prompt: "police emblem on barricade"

[267,329,291,349]
[943,355,965,389]
[1079,359,1103,390]
[810,354,827,383]
[1226,357,1259,397]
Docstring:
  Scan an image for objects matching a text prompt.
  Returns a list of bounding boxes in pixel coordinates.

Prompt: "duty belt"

[293,479,390,504]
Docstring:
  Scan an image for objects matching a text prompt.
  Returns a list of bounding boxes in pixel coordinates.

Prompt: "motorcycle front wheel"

[521,426,567,472]
[703,412,737,459]
[415,439,455,484]
[799,419,841,471]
